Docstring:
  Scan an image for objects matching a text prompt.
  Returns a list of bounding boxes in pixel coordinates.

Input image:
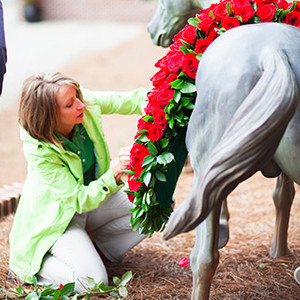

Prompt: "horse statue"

[148,1,299,299]
[148,0,214,47]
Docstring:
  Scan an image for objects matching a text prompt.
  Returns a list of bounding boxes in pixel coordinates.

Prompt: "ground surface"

[0,28,299,299]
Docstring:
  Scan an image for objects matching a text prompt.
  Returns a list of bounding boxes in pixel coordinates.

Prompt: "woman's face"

[56,84,85,138]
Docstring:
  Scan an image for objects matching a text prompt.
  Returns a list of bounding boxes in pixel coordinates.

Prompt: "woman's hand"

[111,146,131,184]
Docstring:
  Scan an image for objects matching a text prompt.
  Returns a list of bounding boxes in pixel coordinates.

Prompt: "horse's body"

[148,1,299,299]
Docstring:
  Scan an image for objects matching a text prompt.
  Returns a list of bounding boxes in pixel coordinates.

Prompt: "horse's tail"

[164,49,299,240]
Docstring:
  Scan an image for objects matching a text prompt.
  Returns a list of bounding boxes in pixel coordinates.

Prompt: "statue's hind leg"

[270,173,295,258]
[190,201,222,300]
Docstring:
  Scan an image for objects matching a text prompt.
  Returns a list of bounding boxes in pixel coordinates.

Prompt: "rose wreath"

[125,0,300,236]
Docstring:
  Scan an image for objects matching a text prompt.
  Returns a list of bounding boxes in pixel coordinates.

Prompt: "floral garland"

[125,0,300,236]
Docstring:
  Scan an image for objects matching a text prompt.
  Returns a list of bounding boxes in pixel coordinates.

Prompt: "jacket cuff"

[98,168,124,196]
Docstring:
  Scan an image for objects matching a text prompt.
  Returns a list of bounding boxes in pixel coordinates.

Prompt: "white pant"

[37,188,145,293]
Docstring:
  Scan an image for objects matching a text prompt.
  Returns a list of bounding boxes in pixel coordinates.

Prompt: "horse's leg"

[270,172,295,258]
[190,201,222,300]
[218,198,229,249]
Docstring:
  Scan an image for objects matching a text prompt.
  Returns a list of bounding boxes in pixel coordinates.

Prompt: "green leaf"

[32,275,39,291]
[60,282,75,296]
[136,134,149,143]
[143,172,152,186]
[118,286,128,298]
[226,1,231,15]
[179,45,189,55]
[142,203,150,212]
[180,39,193,47]
[157,152,175,165]
[87,277,96,290]
[142,155,155,167]
[174,90,181,103]
[288,0,297,12]
[142,115,154,122]
[53,289,61,300]
[169,118,175,130]
[148,142,158,156]
[208,10,214,17]
[120,271,133,286]
[181,81,197,93]
[155,170,166,182]
[143,191,152,206]
[131,207,144,221]
[123,169,135,175]
[159,138,169,149]
[188,17,201,27]
[131,218,143,231]
[25,292,40,300]
[137,129,148,134]
[113,276,122,286]
[170,78,185,89]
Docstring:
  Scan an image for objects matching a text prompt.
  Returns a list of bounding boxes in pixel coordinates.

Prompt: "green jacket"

[9,87,148,282]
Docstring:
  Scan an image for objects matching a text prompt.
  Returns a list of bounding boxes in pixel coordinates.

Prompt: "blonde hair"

[19,72,83,144]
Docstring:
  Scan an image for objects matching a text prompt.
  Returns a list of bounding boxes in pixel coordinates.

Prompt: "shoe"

[294,266,300,284]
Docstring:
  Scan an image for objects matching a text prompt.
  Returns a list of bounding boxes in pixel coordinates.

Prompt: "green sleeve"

[32,153,123,214]
[80,87,149,115]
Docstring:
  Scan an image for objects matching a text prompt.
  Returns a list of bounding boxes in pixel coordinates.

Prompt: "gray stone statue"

[148,1,300,298]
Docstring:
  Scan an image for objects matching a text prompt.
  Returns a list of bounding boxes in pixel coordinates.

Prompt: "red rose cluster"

[126,0,300,233]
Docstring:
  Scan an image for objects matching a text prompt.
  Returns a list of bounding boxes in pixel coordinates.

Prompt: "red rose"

[207,29,220,41]
[128,177,143,201]
[147,123,164,141]
[232,0,253,7]
[153,108,167,125]
[157,88,175,105]
[137,117,150,131]
[145,100,167,116]
[130,143,150,168]
[194,38,213,54]
[170,40,183,52]
[198,16,217,36]
[150,69,169,87]
[256,4,277,22]
[166,72,179,83]
[255,0,274,7]
[147,89,159,103]
[221,16,241,30]
[127,193,135,203]
[275,0,289,10]
[293,1,300,12]
[154,55,169,71]
[198,3,219,17]
[182,53,199,79]
[174,25,197,45]
[213,2,231,21]
[168,51,184,72]
[283,11,300,26]
[234,4,255,21]
[178,257,190,268]
[58,284,64,290]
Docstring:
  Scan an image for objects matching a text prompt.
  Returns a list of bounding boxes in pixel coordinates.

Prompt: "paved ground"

[0,0,167,187]
[0,0,146,110]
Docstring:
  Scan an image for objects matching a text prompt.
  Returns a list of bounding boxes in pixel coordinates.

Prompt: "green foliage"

[0,271,133,299]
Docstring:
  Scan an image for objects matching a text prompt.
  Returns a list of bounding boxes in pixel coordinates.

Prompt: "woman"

[9,72,148,292]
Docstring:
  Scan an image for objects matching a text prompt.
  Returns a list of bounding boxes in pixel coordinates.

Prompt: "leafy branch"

[0,271,133,299]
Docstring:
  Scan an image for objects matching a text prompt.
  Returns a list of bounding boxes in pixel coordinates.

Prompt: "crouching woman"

[9,72,148,292]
